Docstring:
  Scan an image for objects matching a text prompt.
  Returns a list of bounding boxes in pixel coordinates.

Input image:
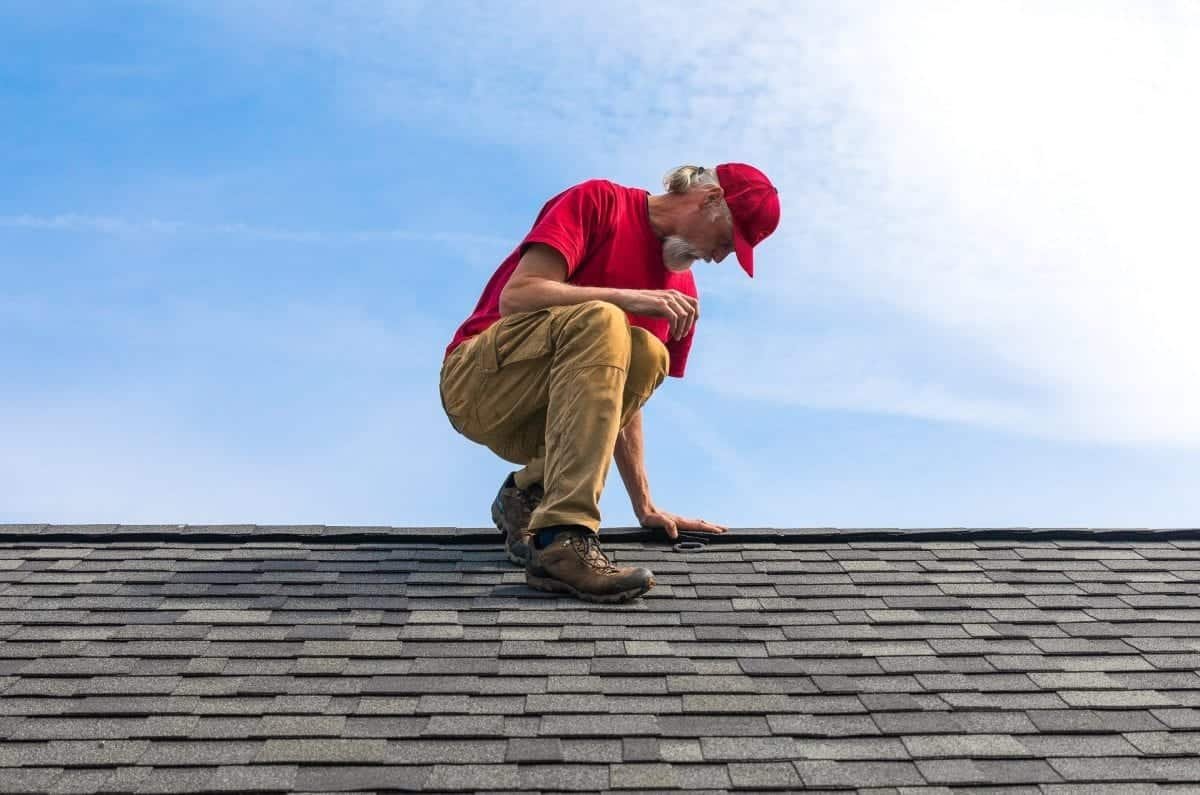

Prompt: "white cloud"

[148,1,1200,447]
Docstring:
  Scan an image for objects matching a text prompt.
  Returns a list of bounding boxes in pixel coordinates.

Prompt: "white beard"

[662,235,704,271]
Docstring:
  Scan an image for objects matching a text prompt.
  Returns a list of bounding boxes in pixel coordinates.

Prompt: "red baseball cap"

[715,162,780,278]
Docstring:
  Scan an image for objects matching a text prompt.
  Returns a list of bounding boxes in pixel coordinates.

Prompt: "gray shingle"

[189,717,259,739]
[621,736,659,761]
[590,656,697,675]
[561,738,623,762]
[681,693,813,713]
[700,736,799,760]
[918,757,1063,785]
[423,714,506,735]
[360,674,476,694]
[138,740,261,765]
[193,696,274,715]
[1,663,65,689]
[474,674,546,694]
[1049,756,1200,782]
[253,714,345,736]
[939,691,1068,710]
[795,736,912,760]
[341,716,427,737]
[293,764,431,791]
[498,658,589,675]
[658,738,703,762]
[18,657,136,676]
[141,715,200,737]
[255,738,386,764]
[608,762,679,789]
[1026,709,1168,733]
[901,733,1030,758]
[727,761,803,788]
[658,713,770,737]
[549,674,666,694]
[1149,707,1200,729]
[499,640,594,657]
[672,762,733,790]
[605,695,683,714]
[795,759,926,787]
[408,656,499,675]
[424,763,520,790]
[525,693,610,713]
[383,738,507,763]
[540,714,660,737]
[45,768,113,794]
[1019,732,1140,757]
[1122,730,1200,755]
[518,763,610,790]
[133,766,215,794]
[872,709,1037,735]
[506,736,563,762]
[501,715,540,739]
[766,713,881,736]
[208,764,297,792]
[352,696,419,714]
[739,656,885,675]
[1058,689,1179,707]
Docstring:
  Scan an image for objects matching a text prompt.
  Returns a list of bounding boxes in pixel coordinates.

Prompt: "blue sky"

[3,1,1198,528]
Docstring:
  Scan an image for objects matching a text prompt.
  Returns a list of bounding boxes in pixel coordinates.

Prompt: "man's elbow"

[498,285,518,317]
[499,279,540,316]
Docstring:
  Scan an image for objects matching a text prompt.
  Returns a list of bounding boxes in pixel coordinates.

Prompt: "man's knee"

[558,300,633,367]
[572,300,628,334]
[627,326,669,397]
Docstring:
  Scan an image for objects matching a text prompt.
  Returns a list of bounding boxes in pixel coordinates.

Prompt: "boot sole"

[506,545,530,567]
[490,497,508,535]
[526,572,655,603]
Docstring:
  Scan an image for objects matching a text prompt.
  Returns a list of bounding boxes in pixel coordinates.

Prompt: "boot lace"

[572,532,620,574]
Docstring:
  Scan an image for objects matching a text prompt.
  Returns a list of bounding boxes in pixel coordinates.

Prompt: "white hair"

[662,164,719,195]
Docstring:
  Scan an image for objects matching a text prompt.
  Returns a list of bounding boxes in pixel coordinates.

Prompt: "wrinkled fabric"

[440,300,669,533]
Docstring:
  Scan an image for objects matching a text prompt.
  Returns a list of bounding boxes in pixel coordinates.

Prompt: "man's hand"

[636,503,728,540]
[617,289,699,341]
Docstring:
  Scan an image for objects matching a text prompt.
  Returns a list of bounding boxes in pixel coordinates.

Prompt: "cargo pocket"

[480,307,556,375]
[473,307,557,434]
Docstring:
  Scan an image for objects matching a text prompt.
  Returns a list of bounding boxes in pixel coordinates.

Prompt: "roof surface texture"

[2,524,1200,793]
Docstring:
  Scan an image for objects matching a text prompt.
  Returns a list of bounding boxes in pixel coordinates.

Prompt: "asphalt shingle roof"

[2,524,1200,793]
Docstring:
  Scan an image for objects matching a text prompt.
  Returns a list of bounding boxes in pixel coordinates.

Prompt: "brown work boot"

[526,526,655,603]
[491,472,543,566]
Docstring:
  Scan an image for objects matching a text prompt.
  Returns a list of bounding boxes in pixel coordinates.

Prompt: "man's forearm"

[614,408,653,518]
[500,278,628,316]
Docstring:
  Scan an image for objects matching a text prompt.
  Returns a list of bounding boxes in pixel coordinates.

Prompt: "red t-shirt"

[443,179,698,378]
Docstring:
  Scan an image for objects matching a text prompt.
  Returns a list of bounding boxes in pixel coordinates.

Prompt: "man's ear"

[697,182,724,207]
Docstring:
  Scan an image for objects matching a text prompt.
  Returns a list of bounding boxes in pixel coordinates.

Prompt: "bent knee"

[565,300,631,345]
[627,326,669,396]
[575,299,628,327]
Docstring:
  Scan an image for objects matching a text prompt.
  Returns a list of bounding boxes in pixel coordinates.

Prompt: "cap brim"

[732,224,754,278]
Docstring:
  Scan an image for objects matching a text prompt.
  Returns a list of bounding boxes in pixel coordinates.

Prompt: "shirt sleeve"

[519,179,614,280]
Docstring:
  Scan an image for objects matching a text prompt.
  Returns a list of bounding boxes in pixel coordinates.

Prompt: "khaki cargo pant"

[439,300,670,534]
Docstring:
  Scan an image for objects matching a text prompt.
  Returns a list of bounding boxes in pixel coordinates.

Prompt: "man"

[439,163,780,603]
